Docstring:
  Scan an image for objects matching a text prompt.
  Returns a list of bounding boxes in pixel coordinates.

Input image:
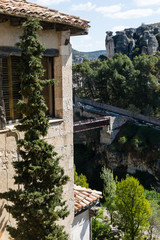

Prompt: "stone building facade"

[0,0,90,239]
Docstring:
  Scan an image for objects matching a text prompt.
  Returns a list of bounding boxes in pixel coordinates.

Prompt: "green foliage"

[133,53,160,117]
[73,52,160,118]
[144,189,160,239]
[110,121,160,160]
[98,54,108,61]
[118,136,127,145]
[115,176,152,240]
[73,59,102,99]
[92,208,112,240]
[0,18,69,240]
[100,167,117,222]
[74,169,89,188]
[145,189,160,203]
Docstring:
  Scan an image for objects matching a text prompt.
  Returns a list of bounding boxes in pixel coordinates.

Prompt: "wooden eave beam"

[10,16,25,26]
[0,14,9,23]
[41,21,55,30]
[55,22,88,35]
[70,28,88,36]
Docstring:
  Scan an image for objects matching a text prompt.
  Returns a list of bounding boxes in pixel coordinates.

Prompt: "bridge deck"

[74,117,110,133]
[75,97,160,129]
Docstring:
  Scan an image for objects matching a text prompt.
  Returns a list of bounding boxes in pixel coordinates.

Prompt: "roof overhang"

[0,0,90,36]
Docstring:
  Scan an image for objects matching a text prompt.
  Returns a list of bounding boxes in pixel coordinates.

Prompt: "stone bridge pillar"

[100,116,128,145]
[100,125,111,145]
[0,58,6,130]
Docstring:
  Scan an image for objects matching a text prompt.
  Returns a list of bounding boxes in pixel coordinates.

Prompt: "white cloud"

[71,35,96,51]
[70,2,96,11]
[111,8,153,19]
[112,25,128,33]
[71,36,105,51]
[134,0,160,6]
[33,0,70,5]
[96,4,122,15]
[98,8,153,19]
[156,8,160,13]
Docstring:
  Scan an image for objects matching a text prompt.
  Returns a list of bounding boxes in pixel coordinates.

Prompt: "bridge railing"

[74,117,110,133]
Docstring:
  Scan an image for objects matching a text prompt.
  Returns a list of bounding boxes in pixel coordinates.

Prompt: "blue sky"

[32,0,160,52]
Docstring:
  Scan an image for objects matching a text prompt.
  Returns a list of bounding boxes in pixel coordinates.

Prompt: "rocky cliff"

[105,23,160,58]
[74,121,160,191]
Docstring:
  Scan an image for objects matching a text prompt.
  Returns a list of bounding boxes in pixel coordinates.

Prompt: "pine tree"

[0,18,69,240]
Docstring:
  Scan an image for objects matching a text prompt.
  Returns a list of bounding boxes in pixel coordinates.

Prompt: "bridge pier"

[100,126,111,145]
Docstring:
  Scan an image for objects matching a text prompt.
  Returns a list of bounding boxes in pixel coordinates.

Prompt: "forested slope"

[73,52,160,118]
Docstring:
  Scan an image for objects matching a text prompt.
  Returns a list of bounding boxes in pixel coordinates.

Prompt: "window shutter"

[2,56,21,121]
[42,57,54,117]
[11,56,21,120]
[2,58,10,121]
[2,56,54,122]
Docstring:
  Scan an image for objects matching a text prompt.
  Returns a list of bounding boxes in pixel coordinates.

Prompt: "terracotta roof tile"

[0,0,90,30]
[74,185,102,214]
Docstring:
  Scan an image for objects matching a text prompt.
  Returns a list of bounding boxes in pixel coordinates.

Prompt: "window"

[42,57,54,117]
[2,56,54,122]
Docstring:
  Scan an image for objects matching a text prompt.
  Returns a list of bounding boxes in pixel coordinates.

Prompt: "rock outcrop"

[105,23,160,58]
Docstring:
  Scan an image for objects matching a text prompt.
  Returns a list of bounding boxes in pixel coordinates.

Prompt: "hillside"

[72,49,106,63]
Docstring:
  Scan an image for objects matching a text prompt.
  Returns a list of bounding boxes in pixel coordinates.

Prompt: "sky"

[32,0,160,52]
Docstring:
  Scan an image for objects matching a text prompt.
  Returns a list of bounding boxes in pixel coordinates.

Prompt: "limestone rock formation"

[106,23,160,58]
[105,31,115,58]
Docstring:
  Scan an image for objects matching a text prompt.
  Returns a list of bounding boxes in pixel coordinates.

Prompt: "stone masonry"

[0,20,74,239]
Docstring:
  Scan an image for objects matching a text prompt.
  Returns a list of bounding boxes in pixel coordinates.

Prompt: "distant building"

[72,185,102,240]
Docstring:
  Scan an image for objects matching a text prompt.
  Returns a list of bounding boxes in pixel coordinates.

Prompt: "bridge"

[73,97,160,145]
[74,97,160,129]
[74,116,110,133]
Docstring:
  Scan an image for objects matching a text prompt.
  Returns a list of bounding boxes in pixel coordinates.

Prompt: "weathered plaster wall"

[54,31,74,236]
[0,129,20,239]
[71,210,90,240]
[0,29,74,239]
[0,21,59,49]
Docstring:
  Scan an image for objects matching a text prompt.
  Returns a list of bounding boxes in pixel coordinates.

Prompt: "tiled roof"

[74,185,102,214]
[0,0,90,29]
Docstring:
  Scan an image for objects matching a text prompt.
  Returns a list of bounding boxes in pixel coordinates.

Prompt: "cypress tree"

[0,18,69,240]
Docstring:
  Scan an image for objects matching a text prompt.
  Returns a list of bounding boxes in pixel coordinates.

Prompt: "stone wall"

[0,23,74,239]
[0,21,59,49]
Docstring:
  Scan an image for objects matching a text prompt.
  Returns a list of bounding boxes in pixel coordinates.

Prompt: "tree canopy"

[115,176,152,240]
[74,168,89,188]
[100,167,117,222]
[73,52,160,118]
